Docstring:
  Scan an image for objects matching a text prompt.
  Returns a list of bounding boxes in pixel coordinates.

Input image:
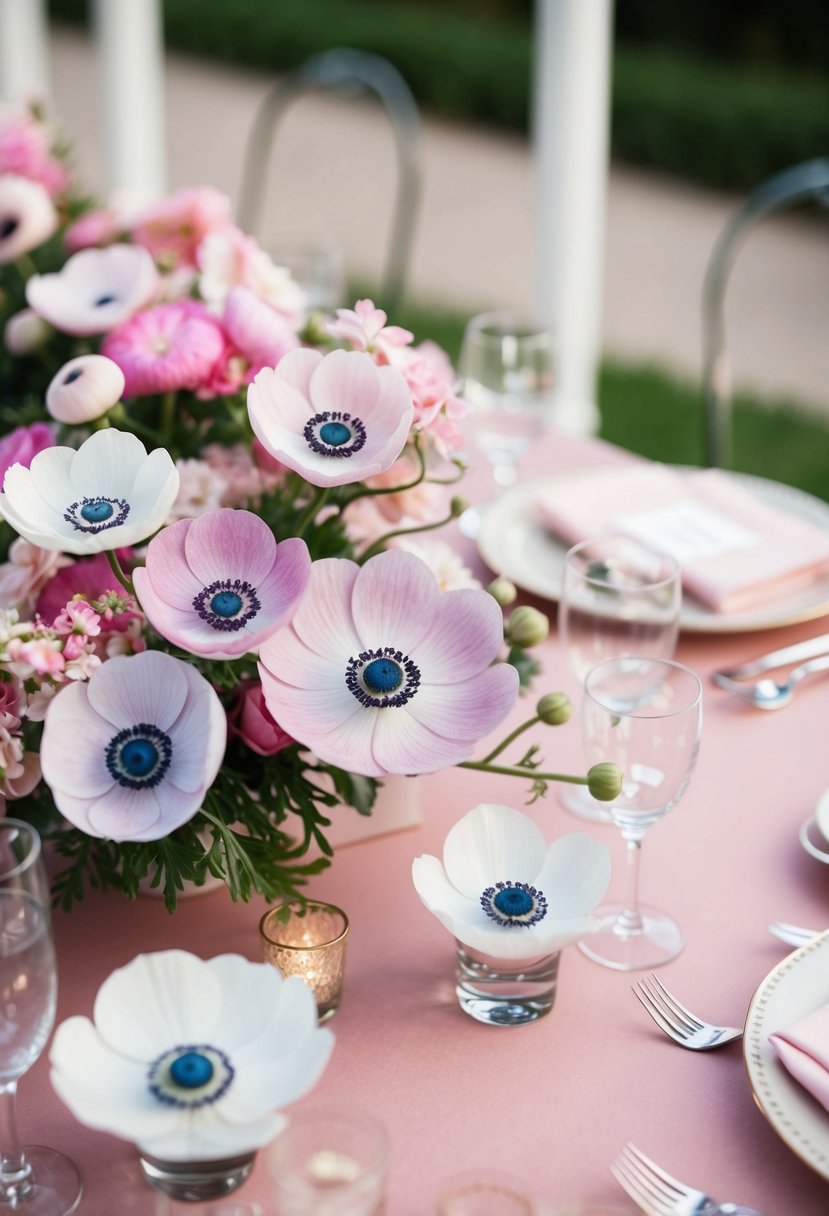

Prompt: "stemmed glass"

[558,536,681,824]
[0,819,81,1214]
[458,311,554,535]
[576,658,702,971]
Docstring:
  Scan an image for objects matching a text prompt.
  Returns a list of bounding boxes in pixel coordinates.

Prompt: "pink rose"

[231,682,294,757]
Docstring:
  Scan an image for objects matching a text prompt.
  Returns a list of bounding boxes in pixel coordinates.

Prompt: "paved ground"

[47,25,829,413]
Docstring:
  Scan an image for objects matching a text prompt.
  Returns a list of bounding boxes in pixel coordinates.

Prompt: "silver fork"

[633,973,743,1050]
[711,653,829,709]
[611,1143,762,1216]
[768,920,822,947]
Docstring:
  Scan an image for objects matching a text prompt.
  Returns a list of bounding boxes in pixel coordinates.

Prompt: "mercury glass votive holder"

[454,942,561,1026]
[259,901,349,1022]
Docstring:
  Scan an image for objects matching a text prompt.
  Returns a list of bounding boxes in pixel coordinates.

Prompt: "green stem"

[339,438,426,507]
[358,507,459,563]
[479,715,540,765]
[109,403,162,445]
[14,253,37,284]
[160,391,177,448]
[105,549,135,597]
[458,760,588,786]
[426,460,467,486]
[295,485,331,537]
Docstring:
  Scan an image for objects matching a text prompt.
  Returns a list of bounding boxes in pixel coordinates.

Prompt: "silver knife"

[714,632,829,681]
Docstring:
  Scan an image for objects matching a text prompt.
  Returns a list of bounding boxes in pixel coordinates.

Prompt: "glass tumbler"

[267,1104,388,1216]
[260,901,349,1022]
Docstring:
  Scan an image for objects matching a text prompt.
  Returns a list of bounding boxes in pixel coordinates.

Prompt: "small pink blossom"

[36,551,132,627]
[63,650,102,679]
[198,226,306,322]
[0,109,68,197]
[0,421,55,483]
[6,636,65,677]
[131,186,232,269]
[0,537,69,618]
[392,340,468,456]
[202,442,281,506]
[0,725,40,799]
[230,681,294,757]
[327,298,413,357]
[102,299,226,397]
[52,600,102,641]
[0,678,23,725]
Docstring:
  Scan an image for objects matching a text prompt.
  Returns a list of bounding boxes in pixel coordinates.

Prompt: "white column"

[533,0,614,436]
[93,0,166,198]
[0,0,50,105]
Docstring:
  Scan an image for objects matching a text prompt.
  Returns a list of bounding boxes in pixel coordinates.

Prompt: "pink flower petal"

[259,673,359,740]
[309,349,380,417]
[266,346,321,398]
[40,683,115,798]
[183,508,276,588]
[351,549,437,655]
[137,520,201,611]
[295,702,381,776]
[86,782,164,840]
[407,665,519,743]
[416,587,506,682]
[86,652,188,731]
[255,536,312,625]
[370,706,475,775]
[167,682,227,794]
[258,627,343,689]
[286,557,361,660]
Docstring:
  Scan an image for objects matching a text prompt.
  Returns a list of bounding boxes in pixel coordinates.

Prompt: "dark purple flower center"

[148,1044,234,1109]
[346,647,421,708]
[94,293,117,307]
[0,215,19,240]
[63,368,83,385]
[105,723,172,789]
[64,496,130,534]
[480,881,548,928]
[192,579,260,632]
[304,410,367,459]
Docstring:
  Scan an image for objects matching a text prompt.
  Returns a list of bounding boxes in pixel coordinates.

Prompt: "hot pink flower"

[131,186,232,268]
[0,110,68,197]
[36,551,133,627]
[0,421,55,483]
[231,681,293,757]
[259,548,518,778]
[52,600,102,641]
[102,299,226,397]
[133,508,311,660]
[327,298,413,357]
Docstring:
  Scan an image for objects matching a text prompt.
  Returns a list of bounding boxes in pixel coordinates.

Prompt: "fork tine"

[636,975,699,1034]
[648,972,705,1030]
[610,1157,671,1216]
[632,982,690,1042]
[623,1143,687,1201]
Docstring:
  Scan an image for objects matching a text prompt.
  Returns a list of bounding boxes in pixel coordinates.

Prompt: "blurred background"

[6,0,829,490]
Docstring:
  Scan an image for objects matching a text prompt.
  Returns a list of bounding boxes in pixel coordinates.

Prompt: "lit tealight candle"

[259,901,349,1022]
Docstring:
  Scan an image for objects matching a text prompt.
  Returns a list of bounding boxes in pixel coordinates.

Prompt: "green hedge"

[47,0,829,193]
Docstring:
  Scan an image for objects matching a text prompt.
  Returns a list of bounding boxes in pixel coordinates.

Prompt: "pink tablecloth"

[23,433,829,1214]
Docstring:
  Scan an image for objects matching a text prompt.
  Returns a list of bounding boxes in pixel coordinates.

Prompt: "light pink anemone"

[259,548,518,777]
[131,186,232,268]
[46,354,125,424]
[102,299,226,397]
[40,649,226,842]
[133,509,311,660]
[248,348,414,488]
[26,244,159,335]
[0,174,57,264]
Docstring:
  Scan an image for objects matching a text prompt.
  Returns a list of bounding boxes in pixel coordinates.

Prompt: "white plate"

[744,931,829,1181]
[478,471,829,633]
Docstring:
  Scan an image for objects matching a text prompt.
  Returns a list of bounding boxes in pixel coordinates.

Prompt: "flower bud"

[46,354,125,424]
[449,495,468,518]
[4,308,50,355]
[587,762,623,802]
[505,605,549,648]
[536,691,572,726]
[487,576,517,607]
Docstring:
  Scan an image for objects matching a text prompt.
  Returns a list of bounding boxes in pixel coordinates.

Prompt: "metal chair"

[237,48,422,315]
[701,156,829,468]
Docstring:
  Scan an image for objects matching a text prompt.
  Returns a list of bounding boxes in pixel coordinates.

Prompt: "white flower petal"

[86,651,188,732]
[442,804,547,899]
[69,429,148,497]
[137,1109,287,1162]
[533,834,611,920]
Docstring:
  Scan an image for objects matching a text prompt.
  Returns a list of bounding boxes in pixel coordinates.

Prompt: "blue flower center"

[363,657,403,694]
[105,723,172,790]
[193,579,260,633]
[148,1044,234,1110]
[170,1052,214,1089]
[0,216,19,240]
[304,410,367,459]
[65,495,129,535]
[319,420,352,447]
[80,499,115,524]
[63,368,83,385]
[94,293,117,307]
[346,647,421,708]
[480,880,548,928]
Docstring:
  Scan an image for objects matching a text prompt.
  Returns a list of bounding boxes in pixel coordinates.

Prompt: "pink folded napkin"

[538,462,829,613]
[770,1003,829,1112]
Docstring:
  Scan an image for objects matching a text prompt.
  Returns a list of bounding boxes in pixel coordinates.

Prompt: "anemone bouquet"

[0,106,619,910]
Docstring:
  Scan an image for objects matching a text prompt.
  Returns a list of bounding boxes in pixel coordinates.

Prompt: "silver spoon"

[711,652,829,709]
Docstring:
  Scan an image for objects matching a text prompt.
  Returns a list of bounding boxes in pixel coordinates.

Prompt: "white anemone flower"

[0,174,57,264]
[412,803,611,961]
[26,243,159,335]
[50,950,334,1161]
[0,428,179,555]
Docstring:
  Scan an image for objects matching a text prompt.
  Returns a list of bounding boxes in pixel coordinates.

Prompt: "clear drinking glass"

[558,536,681,825]
[435,1168,542,1215]
[0,819,82,1214]
[267,1104,388,1216]
[576,658,702,971]
[270,235,346,313]
[459,311,554,534]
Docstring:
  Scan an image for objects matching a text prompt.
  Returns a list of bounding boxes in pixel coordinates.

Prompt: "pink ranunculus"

[231,681,294,757]
[0,110,69,197]
[327,297,413,358]
[259,548,519,778]
[26,244,160,336]
[223,285,300,376]
[63,208,124,253]
[102,299,227,397]
[0,421,55,484]
[197,226,306,322]
[131,185,233,269]
[36,550,133,626]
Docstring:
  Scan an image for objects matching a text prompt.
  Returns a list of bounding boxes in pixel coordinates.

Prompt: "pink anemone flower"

[26,244,159,335]
[40,649,226,842]
[102,299,226,397]
[133,509,311,660]
[247,348,414,488]
[258,548,519,777]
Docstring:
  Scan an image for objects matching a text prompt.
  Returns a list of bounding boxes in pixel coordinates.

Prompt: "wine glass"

[576,658,702,971]
[0,819,82,1214]
[558,536,681,824]
[458,311,554,535]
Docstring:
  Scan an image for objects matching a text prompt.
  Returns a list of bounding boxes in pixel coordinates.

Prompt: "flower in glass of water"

[26,243,159,335]
[50,949,334,1160]
[0,428,179,555]
[133,508,311,660]
[40,649,226,841]
[259,548,518,777]
[412,802,611,960]
[247,347,414,488]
